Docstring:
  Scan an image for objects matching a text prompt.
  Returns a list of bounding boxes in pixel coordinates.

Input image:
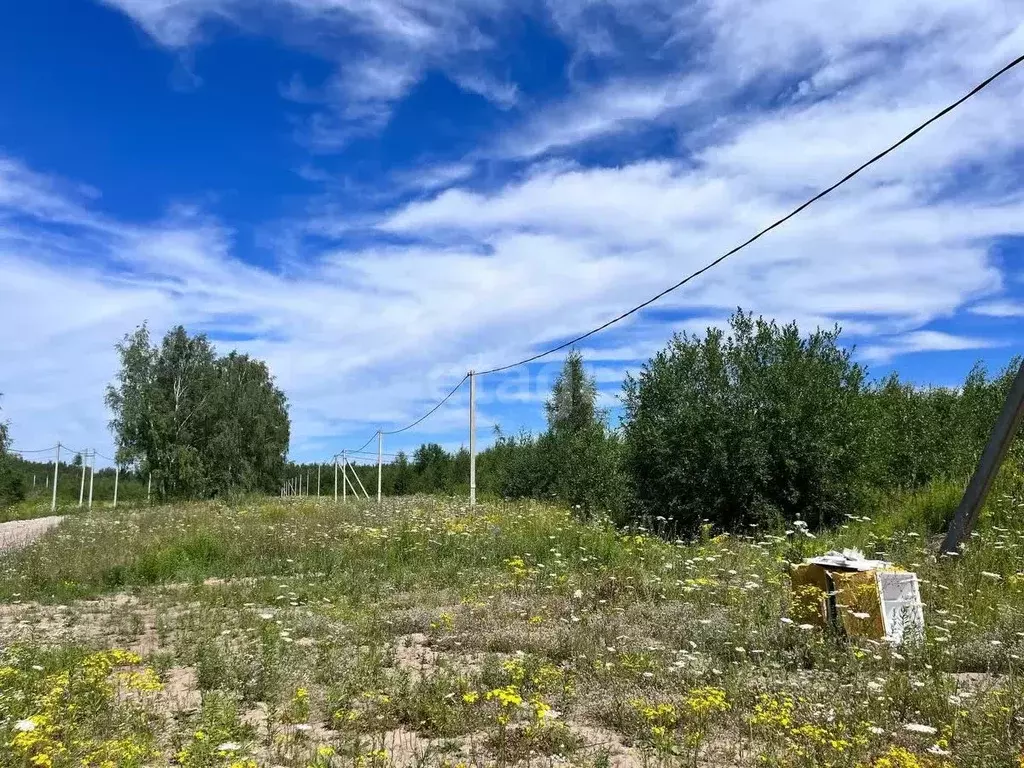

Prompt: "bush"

[0,419,26,509]
[622,310,870,533]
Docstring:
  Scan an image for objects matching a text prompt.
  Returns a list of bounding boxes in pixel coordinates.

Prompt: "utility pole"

[941,359,1024,554]
[147,473,152,505]
[317,465,321,497]
[306,471,310,497]
[50,443,60,513]
[334,457,338,502]
[79,453,87,507]
[342,452,347,503]
[348,456,370,499]
[469,370,477,506]
[87,450,95,510]
[377,431,383,505]
[113,465,120,509]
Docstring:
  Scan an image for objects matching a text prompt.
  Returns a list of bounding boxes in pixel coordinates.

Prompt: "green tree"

[541,351,623,517]
[106,324,290,499]
[623,310,869,533]
[0,397,26,507]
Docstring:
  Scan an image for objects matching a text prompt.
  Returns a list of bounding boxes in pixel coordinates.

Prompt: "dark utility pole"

[941,360,1024,555]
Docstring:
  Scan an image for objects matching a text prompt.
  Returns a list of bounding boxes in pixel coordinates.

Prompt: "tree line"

[3,311,1020,533]
[288,310,1020,534]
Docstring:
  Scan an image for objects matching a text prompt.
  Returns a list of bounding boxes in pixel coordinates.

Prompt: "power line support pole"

[941,359,1024,555]
[306,471,310,497]
[79,453,87,507]
[469,370,477,506]
[113,465,120,509]
[342,452,348,503]
[334,457,338,502]
[51,443,60,513]
[147,473,152,505]
[87,450,95,510]
[377,431,383,505]
[317,464,321,498]
[347,456,370,499]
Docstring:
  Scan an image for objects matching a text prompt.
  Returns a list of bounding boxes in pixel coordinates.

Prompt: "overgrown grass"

[1,486,1024,767]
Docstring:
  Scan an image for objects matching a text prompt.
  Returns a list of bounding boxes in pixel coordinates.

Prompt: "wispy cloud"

[970,299,1024,318]
[4,0,1023,461]
[860,331,1005,363]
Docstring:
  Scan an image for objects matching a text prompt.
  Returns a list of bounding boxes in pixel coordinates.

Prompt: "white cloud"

[7,1,1024,461]
[860,331,1004,363]
[970,300,1024,318]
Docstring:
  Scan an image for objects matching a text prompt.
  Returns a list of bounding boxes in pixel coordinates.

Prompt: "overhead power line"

[476,53,1024,376]
[335,52,1024,449]
[381,375,469,435]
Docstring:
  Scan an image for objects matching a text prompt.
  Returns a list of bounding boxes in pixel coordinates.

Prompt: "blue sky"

[1,0,1023,464]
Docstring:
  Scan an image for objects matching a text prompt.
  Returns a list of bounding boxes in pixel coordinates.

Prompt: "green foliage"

[539,351,623,517]
[863,360,1023,491]
[623,310,870,533]
[106,324,290,500]
[0,398,26,509]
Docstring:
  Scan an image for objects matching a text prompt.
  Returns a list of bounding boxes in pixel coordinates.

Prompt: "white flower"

[780,617,794,625]
[851,612,870,620]
[927,745,951,756]
[903,723,937,735]
[217,742,241,752]
[798,623,815,631]
[14,719,36,732]
[868,727,886,735]
[981,571,1001,580]
[295,724,313,732]
[572,589,583,599]
[259,612,273,620]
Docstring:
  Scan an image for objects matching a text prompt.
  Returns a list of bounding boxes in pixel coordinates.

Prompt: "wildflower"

[927,745,951,756]
[572,589,583,599]
[903,723,937,735]
[981,571,1002,580]
[14,719,36,732]
[218,742,241,751]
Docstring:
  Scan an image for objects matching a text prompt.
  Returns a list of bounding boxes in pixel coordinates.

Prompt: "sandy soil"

[0,515,64,553]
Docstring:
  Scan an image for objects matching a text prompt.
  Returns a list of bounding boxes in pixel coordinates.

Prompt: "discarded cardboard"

[789,549,924,644]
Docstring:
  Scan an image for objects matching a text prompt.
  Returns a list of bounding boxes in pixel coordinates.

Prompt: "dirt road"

[0,516,64,554]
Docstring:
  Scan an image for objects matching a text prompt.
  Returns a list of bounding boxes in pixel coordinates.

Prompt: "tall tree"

[542,351,623,518]
[106,324,290,499]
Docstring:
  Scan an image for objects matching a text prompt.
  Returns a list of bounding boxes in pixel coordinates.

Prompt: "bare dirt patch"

[0,515,64,553]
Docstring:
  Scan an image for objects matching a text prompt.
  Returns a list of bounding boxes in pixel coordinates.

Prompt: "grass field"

[1,491,1023,768]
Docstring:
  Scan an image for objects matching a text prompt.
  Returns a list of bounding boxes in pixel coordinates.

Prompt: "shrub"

[622,310,870,532]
